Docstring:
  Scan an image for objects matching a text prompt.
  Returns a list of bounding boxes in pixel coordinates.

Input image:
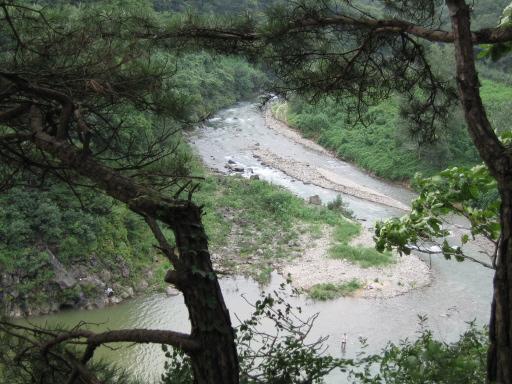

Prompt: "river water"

[23,100,494,383]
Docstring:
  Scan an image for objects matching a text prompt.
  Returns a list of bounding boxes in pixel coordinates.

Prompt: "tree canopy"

[0,2,241,383]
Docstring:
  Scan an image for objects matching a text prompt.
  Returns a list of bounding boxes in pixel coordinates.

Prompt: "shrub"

[308,279,364,300]
[295,113,331,135]
[329,244,395,268]
[327,194,354,218]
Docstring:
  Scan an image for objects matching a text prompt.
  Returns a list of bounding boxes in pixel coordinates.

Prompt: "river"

[23,100,494,383]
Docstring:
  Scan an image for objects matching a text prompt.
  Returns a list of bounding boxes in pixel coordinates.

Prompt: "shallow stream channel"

[24,100,493,382]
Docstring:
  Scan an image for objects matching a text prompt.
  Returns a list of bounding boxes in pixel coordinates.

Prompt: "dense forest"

[0,46,269,315]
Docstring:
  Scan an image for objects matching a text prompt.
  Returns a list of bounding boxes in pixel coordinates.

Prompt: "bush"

[329,244,395,268]
[327,194,354,218]
[308,279,364,300]
[262,190,294,214]
[295,113,331,135]
[350,318,488,384]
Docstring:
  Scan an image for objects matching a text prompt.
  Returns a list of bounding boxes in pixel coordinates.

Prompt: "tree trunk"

[29,114,239,383]
[164,205,240,383]
[447,1,512,382]
[490,188,512,383]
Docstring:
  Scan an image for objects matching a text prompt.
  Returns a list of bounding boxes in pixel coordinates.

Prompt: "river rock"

[119,287,135,300]
[109,296,121,305]
[9,306,22,318]
[40,304,52,315]
[138,280,149,292]
[93,298,106,309]
[166,286,180,296]
[121,265,130,278]
[308,195,322,205]
[100,269,112,283]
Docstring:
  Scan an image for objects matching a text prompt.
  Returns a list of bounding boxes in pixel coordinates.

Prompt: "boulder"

[125,287,134,297]
[308,195,322,205]
[53,268,77,290]
[1,272,12,287]
[100,269,112,283]
[121,265,130,278]
[93,298,106,309]
[138,280,149,292]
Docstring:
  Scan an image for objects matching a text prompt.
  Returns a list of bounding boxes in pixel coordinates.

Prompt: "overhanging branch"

[164,16,512,45]
[42,328,201,353]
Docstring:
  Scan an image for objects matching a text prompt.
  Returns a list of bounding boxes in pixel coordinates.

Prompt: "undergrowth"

[308,279,364,300]
[329,244,395,268]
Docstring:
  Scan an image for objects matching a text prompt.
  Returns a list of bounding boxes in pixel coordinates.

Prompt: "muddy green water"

[19,100,494,383]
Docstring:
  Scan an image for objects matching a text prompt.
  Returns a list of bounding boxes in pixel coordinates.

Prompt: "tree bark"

[26,107,240,383]
[447,1,512,382]
[166,205,239,383]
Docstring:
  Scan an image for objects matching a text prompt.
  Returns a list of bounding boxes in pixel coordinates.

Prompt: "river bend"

[25,100,493,383]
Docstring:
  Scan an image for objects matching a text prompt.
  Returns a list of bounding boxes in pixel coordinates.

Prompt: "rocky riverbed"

[256,108,498,297]
[208,107,434,299]
[254,147,410,211]
[209,212,433,299]
[259,109,410,210]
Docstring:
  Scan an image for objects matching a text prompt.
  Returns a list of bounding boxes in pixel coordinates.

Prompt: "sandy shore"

[277,225,432,299]
[262,108,433,299]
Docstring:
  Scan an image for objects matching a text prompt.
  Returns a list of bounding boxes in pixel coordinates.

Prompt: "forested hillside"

[0,40,268,316]
[280,76,512,180]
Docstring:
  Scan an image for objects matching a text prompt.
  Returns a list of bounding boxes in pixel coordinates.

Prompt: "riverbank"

[198,106,432,299]
[259,109,410,210]
[254,147,410,211]
[241,107,429,298]
[276,224,432,298]
[208,209,432,299]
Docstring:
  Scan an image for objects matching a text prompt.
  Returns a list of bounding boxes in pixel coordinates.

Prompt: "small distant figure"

[105,287,114,298]
[341,333,347,349]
